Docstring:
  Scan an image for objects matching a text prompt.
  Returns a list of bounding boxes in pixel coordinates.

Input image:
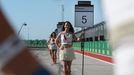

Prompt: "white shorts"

[49,44,57,50]
[59,47,75,61]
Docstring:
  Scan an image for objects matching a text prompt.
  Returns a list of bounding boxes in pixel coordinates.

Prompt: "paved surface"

[31,48,113,75]
[0,48,113,75]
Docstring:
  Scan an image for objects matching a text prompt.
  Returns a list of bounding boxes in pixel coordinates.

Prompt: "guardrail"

[23,40,47,48]
[73,41,112,57]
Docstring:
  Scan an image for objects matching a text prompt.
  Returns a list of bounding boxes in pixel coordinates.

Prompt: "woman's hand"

[77,38,81,41]
[60,46,64,50]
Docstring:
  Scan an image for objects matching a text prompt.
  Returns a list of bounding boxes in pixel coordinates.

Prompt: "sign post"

[75,1,94,75]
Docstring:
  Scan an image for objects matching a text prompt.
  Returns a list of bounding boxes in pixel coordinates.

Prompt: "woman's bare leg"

[63,61,69,75]
[54,50,57,63]
[68,61,72,75]
[65,61,72,75]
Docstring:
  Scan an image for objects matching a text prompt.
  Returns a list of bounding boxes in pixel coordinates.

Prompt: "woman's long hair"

[50,32,56,38]
[61,21,74,33]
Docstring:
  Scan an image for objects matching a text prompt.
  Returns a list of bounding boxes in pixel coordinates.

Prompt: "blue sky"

[1,0,104,40]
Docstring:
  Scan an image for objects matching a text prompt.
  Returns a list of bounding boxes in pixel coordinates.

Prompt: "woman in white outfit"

[55,21,83,75]
[48,32,57,64]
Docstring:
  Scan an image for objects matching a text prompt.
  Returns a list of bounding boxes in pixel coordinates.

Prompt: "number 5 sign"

[75,4,94,27]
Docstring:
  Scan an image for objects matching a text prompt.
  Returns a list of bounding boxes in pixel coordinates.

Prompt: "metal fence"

[23,40,47,48]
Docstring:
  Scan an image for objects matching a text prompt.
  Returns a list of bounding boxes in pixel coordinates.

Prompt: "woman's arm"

[80,32,84,38]
[72,32,84,42]
[55,32,61,49]
[72,33,77,42]
[47,38,51,49]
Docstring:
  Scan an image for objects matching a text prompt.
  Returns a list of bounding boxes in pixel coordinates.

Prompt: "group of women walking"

[47,21,83,75]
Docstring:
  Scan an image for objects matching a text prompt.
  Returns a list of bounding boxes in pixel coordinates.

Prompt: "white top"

[61,32,73,45]
[49,38,55,45]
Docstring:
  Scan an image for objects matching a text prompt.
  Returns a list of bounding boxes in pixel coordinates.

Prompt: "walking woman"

[48,32,57,64]
[55,21,83,75]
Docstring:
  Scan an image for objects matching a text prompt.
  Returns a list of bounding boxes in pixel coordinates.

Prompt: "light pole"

[27,25,30,47]
[18,23,27,35]
[27,25,29,40]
